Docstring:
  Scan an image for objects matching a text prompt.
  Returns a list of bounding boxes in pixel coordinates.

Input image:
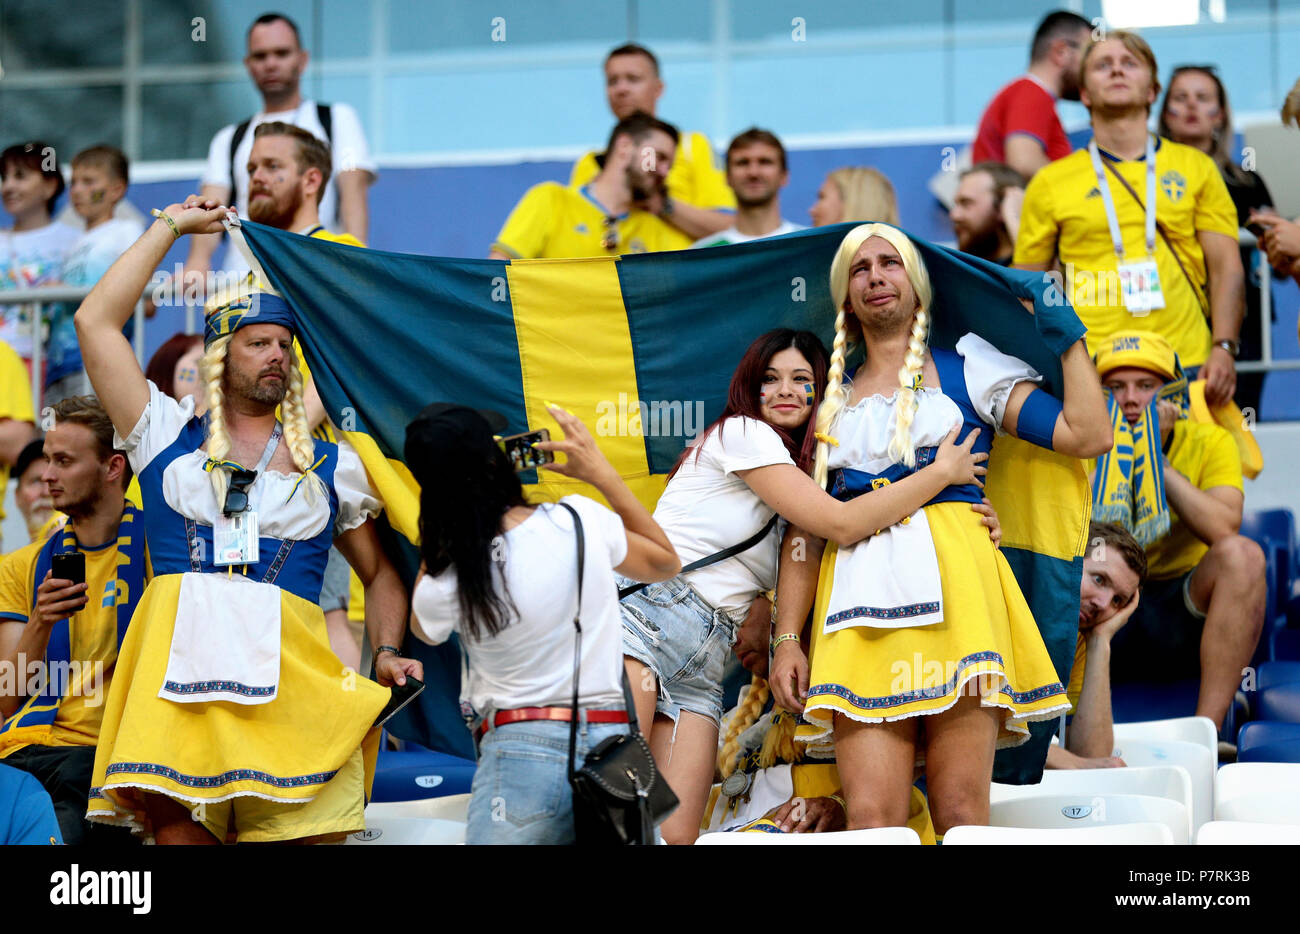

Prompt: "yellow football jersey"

[568,129,736,212]
[0,340,35,524]
[492,182,692,259]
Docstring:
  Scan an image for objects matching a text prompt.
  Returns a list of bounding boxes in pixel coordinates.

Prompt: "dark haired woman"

[407,402,680,845]
[145,332,205,410]
[619,327,992,843]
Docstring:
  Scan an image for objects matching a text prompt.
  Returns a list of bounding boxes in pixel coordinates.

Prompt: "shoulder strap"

[316,103,333,145]
[558,502,584,780]
[1101,158,1209,317]
[617,512,777,601]
[228,119,253,191]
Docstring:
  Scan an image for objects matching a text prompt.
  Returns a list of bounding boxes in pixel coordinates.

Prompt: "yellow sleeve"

[1192,159,1241,240]
[0,544,38,623]
[311,231,366,249]
[492,184,559,259]
[681,132,736,211]
[1013,168,1060,267]
[1065,632,1087,713]
[0,341,34,424]
[568,152,599,190]
[1198,424,1244,493]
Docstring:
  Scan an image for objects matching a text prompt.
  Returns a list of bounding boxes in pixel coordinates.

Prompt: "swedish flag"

[241,221,1089,782]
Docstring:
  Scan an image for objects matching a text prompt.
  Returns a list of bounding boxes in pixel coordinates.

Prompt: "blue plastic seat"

[1258,661,1300,691]
[371,742,477,803]
[1257,682,1300,723]
[1111,679,1200,723]
[1272,627,1300,662]
[1237,721,1300,762]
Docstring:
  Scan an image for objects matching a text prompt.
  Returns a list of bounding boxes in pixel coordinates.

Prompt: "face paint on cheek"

[804,384,815,406]
[89,189,106,204]
[759,388,770,406]
[178,366,198,383]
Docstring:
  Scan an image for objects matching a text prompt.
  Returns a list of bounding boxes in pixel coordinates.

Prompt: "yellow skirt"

[796,502,1068,756]
[86,573,388,842]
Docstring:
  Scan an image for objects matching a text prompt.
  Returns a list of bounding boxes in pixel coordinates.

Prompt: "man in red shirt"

[972,10,1091,179]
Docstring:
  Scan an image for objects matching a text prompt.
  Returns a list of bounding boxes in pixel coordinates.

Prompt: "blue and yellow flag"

[240,221,1089,782]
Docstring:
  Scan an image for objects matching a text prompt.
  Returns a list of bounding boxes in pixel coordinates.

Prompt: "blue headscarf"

[204,290,297,348]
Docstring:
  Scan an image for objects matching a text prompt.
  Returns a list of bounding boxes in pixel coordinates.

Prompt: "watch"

[1214,339,1240,359]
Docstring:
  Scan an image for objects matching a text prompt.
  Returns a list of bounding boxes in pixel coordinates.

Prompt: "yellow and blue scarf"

[0,504,145,740]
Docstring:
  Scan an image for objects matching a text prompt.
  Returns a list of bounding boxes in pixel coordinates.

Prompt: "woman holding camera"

[406,401,679,845]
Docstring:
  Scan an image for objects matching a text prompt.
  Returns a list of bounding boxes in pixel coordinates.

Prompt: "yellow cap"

[1095,330,1177,382]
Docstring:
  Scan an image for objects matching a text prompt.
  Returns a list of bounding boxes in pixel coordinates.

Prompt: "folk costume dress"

[86,382,389,841]
[797,333,1070,755]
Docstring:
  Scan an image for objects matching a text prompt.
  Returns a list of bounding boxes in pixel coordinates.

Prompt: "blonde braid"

[811,303,851,489]
[718,675,770,779]
[758,711,802,768]
[887,304,930,468]
[200,336,232,506]
[279,343,326,506]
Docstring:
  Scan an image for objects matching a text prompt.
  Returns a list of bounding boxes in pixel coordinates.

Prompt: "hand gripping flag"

[239,220,1090,782]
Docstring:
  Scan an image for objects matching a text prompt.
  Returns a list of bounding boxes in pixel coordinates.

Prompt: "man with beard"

[184,12,376,286]
[693,129,804,248]
[74,197,421,843]
[0,396,138,844]
[949,162,1026,266]
[972,10,1091,179]
[490,112,691,259]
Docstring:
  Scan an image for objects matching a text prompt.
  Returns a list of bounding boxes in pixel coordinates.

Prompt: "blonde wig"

[718,675,770,779]
[199,331,325,509]
[811,223,933,487]
[827,166,900,226]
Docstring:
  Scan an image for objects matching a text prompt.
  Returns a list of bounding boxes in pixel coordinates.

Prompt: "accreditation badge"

[1118,258,1165,315]
[214,511,260,566]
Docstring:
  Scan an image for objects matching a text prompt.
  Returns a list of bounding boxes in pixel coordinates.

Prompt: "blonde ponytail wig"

[811,223,934,486]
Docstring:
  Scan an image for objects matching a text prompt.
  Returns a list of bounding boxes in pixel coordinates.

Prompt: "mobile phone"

[497,428,555,473]
[51,552,86,588]
[374,675,426,728]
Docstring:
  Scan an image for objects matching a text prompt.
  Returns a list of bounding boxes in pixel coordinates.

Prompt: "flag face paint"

[240,219,1087,783]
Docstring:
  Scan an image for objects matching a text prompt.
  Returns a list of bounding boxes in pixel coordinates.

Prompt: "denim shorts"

[619,576,738,727]
[465,718,630,845]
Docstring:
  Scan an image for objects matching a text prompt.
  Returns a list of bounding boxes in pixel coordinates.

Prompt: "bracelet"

[829,793,847,814]
[375,644,402,658]
[150,208,181,240]
[770,632,800,652]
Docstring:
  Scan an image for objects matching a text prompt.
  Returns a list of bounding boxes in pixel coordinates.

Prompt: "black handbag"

[557,502,679,844]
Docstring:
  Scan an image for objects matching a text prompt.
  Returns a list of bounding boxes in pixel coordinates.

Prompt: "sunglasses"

[223,468,258,515]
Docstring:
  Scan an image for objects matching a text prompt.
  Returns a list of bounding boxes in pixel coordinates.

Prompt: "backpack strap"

[228,118,253,191]
[316,102,333,145]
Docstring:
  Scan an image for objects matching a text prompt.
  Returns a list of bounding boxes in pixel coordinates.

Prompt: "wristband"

[829,793,847,814]
[770,632,800,652]
[375,644,402,658]
[150,208,181,240]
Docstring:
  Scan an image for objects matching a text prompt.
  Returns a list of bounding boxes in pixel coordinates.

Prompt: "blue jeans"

[465,718,630,845]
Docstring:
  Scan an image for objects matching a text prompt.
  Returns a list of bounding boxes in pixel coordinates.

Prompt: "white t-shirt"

[691,219,804,248]
[0,221,81,359]
[201,99,377,274]
[411,496,629,714]
[652,416,793,617]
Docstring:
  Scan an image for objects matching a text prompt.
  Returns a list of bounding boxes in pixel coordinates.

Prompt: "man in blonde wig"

[768,223,1113,838]
[74,196,422,844]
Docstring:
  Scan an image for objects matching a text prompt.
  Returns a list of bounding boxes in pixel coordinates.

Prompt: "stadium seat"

[1240,508,1295,592]
[1108,738,1214,832]
[1111,680,1200,724]
[371,742,477,803]
[989,794,1190,845]
[1113,717,1218,757]
[1258,661,1300,689]
[1271,626,1300,662]
[991,764,1194,840]
[694,826,921,845]
[1195,820,1300,844]
[345,816,466,845]
[1237,721,1300,762]
[945,822,1174,845]
[1257,682,1300,722]
[1214,763,1300,823]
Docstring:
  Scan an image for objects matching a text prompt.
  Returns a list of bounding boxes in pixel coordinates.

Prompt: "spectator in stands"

[11,439,60,547]
[949,162,1027,265]
[46,146,145,407]
[621,328,991,844]
[0,338,36,554]
[407,402,680,845]
[1159,66,1274,415]
[1251,80,1300,286]
[145,333,205,413]
[972,10,1091,179]
[570,44,734,241]
[1093,330,1264,730]
[808,167,899,227]
[77,196,420,844]
[184,12,376,286]
[490,113,690,258]
[693,129,804,247]
[1048,520,1146,769]
[0,396,137,845]
[1016,32,1245,407]
[1,142,78,376]
[0,762,62,844]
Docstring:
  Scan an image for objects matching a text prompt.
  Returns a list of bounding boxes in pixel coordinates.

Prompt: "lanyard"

[1088,136,1156,262]
[209,422,283,475]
